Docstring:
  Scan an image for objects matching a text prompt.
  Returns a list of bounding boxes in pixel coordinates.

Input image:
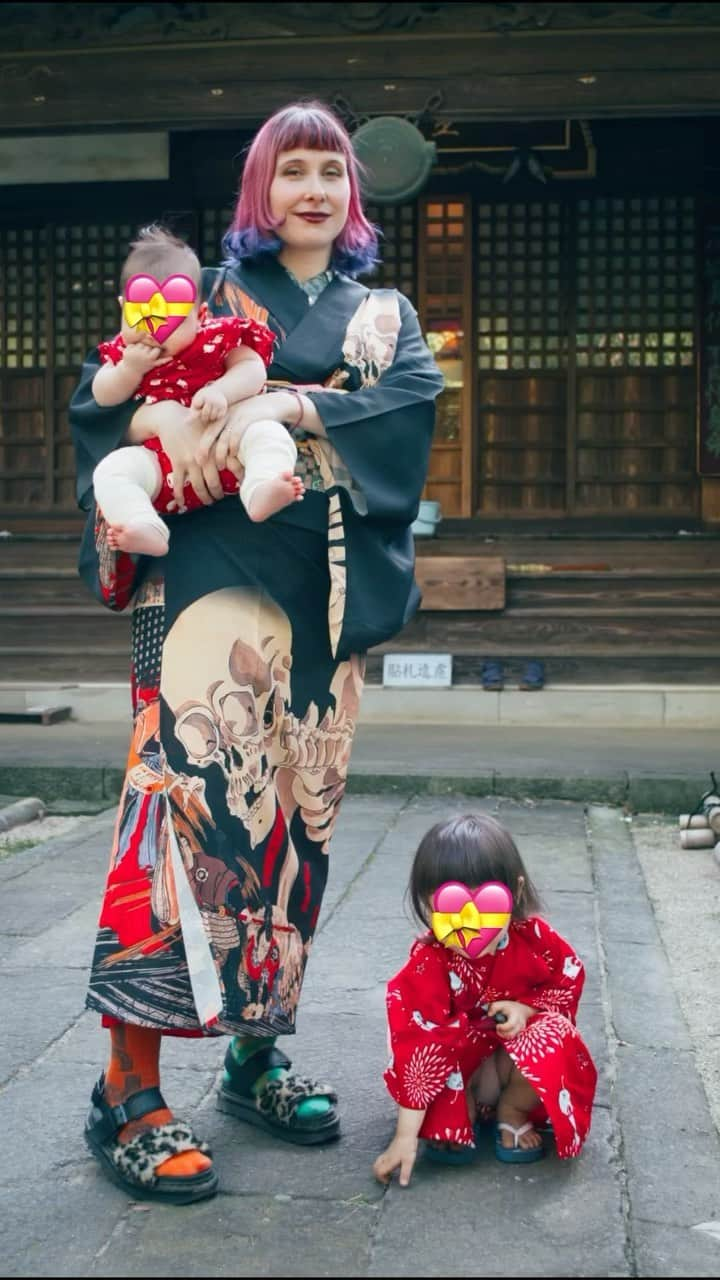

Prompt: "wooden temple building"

[2,1,720,686]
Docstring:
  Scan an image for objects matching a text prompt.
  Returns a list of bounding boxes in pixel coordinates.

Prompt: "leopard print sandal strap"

[217,1048,340,1146]
[110,1120,212,1188]
[84,1074,218,1204]
[256,1074,339,1126]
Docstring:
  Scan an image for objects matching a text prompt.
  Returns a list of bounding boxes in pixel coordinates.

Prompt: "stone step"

[1,680,718,729]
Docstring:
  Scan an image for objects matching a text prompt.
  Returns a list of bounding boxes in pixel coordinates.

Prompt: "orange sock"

[104,1023,211,1180]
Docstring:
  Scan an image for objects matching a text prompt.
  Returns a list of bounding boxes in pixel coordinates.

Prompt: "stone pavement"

[1,791,719,1278]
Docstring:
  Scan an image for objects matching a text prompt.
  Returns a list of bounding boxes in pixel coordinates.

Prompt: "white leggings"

[92,418,297,531]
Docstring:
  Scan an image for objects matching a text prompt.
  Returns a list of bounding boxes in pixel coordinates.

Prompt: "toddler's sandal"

[424,1140,477,1165]
[494,1121,545,1164]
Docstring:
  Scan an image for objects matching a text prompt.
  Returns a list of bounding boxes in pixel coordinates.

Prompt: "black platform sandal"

[84,1073,219,1204]
[216,1044,340,1145]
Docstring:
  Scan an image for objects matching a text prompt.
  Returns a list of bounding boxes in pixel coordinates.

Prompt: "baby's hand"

[372,1134,419,1188]
[191,384,229,425]
[487,1000,537,1039]
[120,341,169,375]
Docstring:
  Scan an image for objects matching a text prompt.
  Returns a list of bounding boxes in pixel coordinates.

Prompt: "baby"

[91,224,303,556]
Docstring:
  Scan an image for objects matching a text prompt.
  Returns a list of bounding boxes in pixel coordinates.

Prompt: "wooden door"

[417,197,473,516]
[572,195,697,515]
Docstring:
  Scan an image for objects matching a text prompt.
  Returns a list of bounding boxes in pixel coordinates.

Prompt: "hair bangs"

[272,105,350,158]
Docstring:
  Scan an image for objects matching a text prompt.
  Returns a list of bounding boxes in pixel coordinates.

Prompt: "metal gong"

[352,115,436,204]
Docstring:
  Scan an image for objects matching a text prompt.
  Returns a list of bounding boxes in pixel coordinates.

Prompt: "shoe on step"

[481,660,505,691]
[519,660,545,691]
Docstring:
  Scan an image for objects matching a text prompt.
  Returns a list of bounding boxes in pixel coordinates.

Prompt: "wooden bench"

[414,555,505,611]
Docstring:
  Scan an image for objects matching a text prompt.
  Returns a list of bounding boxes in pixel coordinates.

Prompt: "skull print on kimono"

[162,587,292,852]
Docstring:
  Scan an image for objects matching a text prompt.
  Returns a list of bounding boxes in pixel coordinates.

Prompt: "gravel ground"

[0,811,97,857]
[632,811,720,1133]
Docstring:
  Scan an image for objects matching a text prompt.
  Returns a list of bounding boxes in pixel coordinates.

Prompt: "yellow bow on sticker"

[430,880,514,958]
[123,292,193,338]
[431,903,509,948]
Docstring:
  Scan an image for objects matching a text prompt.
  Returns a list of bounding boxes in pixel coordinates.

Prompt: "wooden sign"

[0,133,168,185]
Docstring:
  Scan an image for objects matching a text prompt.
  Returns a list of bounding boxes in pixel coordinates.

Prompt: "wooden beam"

[3,32,720,131]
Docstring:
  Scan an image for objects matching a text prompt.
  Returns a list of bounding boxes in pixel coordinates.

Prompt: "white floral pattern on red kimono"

[383,916,598,1158]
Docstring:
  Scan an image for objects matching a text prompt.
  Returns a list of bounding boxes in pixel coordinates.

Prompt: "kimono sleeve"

[525,917,587,1020]
[70,347,140,512]
[69,348,150,609]
[305,292,444,657]
[384,942,468,1111]
[306,292,444,525]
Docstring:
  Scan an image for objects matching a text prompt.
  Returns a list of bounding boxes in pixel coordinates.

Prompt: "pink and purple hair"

[222,101,379,278]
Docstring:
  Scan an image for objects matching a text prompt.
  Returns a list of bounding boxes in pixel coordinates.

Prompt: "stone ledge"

[0,762,703,815]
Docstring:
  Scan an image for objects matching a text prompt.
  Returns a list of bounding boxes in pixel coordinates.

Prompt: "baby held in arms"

[91,224,303,557]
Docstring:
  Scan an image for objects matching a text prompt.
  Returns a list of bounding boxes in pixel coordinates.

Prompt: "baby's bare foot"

[107,521,169,557]
[246,472,305,523]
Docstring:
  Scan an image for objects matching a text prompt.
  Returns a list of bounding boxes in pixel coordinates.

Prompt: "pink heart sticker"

[431,880,513,958]
[123,273,197,344]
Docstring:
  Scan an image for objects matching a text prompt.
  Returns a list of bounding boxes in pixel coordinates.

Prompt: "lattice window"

[54,223,133,368]
[476,202,566,371]
[0,228,48,369]
[365,203,416,300]
[576,196,696,369]
[423,199,466,444]
[200,208,233,266]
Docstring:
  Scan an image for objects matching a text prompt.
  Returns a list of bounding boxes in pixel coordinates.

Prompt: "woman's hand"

[372,1133,419,1189]
[194,392,298,475]
[128,400,225,508]
[487,1000,537,1039]
[195,390,326,475]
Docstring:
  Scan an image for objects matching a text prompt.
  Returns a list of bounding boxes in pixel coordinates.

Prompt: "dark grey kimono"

[69,255,443,1037]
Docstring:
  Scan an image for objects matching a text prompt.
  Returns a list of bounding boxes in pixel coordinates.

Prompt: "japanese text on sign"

[382,653,453,688]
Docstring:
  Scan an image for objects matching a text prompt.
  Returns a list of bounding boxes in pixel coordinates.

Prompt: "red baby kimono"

[383,916,597,1158]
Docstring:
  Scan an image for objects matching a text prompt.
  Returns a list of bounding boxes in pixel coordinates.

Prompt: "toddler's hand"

[120,341,169,375]
[372,1134,419,1188]
[487,1000,536,1039]
[191,385,228,425]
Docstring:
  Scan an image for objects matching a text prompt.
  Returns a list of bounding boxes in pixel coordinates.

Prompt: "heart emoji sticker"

[123,273,197,344]
[431,880,513,958]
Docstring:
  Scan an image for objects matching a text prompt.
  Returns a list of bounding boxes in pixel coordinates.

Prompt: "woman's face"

[269,148,351,255]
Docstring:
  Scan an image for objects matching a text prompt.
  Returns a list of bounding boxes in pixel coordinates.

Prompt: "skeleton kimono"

[70,255,443,1037]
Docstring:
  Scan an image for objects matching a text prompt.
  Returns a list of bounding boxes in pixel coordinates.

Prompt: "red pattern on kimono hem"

[383,917,597,1159]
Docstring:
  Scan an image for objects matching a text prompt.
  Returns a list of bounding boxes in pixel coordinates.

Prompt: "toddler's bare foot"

[106,521,169,557]
[496,1099,543,1151]
[246,472,305,522]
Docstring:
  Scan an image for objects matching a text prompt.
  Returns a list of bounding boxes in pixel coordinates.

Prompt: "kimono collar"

[282,264,335,305]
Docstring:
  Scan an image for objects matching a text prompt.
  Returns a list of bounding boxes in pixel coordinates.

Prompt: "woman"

[70,100,443,1204]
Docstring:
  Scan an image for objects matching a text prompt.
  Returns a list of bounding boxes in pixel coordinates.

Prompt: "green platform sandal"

[216,1043,340,1145]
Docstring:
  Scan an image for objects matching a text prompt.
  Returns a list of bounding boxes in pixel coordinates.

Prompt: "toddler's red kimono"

[383,916,597,1158]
